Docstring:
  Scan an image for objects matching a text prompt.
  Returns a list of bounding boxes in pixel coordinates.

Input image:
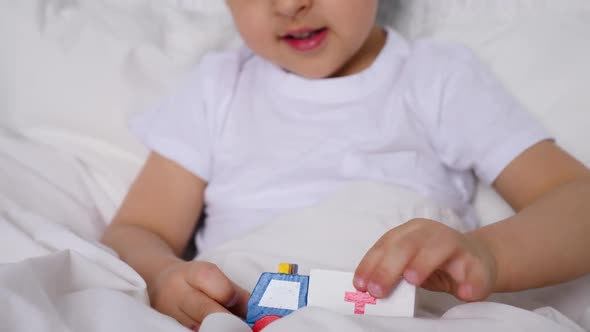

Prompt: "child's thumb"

[227,284,250,318]
[446,256,492,302]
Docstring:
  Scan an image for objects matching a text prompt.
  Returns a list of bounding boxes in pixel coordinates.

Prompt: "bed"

[1,0,590,331]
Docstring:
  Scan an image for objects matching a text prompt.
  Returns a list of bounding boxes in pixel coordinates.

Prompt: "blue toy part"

[246,272,309,327]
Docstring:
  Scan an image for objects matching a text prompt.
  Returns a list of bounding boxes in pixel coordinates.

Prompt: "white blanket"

[0,213,186,332]
[2,134,589,332]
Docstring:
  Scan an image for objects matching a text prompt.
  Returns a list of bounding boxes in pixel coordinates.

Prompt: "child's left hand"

[353,219,498,302]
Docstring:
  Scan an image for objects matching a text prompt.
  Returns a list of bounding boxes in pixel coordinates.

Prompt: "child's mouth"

[281,27,329,52]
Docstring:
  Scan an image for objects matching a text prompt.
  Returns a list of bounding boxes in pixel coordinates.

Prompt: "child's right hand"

[149,260,250,330]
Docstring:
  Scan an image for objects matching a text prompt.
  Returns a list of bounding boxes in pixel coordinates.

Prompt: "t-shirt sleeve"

[420,45,552,185]
[129,49,246,181]
[130,59,217,181]
[130,70,212,180]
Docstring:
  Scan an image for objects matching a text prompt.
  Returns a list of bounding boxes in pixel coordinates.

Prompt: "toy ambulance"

[246,263,308,332]
[246,263,416,331]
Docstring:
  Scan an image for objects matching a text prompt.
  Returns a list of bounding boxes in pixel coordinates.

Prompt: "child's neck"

[329,25,387,78]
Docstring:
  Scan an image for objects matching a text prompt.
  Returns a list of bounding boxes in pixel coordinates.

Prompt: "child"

[101,0,590,330]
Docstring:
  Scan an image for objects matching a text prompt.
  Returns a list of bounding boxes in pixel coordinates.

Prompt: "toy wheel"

[252,315,281,332]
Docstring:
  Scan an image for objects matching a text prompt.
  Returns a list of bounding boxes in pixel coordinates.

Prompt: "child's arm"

[101,152,249,328]
[473,140,590,292]
[354,140,590,301]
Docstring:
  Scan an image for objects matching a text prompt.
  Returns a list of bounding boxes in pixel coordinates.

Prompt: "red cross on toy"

[344,291,377,314]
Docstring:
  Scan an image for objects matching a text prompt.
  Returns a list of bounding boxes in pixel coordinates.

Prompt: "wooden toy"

[246,264,416,331]
[246,264,308,331]
[307,269,415,317]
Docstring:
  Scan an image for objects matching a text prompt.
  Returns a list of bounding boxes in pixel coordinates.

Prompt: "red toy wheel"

[252,315,281,332]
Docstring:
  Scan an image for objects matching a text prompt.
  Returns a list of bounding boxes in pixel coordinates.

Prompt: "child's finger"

[173,305,200,331]
[458,256,492,301]
[364,235,421,298]
[354,222,417,291]
[403,238,458,287]
[226,284,250,319]
[180,289,230,325]
[443,254,490,301]
[354,247,384,292]
[186,262,239,308]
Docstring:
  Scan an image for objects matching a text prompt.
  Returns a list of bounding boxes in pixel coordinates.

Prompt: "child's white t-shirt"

[132,28,550,253]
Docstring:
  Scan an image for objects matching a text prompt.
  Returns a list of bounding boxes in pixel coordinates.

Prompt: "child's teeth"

[293,32,313,39]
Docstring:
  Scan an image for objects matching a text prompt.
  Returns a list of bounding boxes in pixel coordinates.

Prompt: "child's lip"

[281,27,326,38]
[281,27,329,52]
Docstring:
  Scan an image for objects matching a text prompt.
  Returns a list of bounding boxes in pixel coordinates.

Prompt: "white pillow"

[0,0,237,157]
[393,0,590,38]
[0,1,239,233]
[392,0,590,224]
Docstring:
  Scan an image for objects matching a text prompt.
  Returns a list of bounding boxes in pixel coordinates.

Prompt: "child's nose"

[273,0,312,19]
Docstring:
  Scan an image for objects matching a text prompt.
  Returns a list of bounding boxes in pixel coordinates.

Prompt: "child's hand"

[353,219,497,302]
[149,261,250,330]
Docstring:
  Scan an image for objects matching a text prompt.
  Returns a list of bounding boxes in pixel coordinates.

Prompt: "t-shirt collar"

[262,27,409,104]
